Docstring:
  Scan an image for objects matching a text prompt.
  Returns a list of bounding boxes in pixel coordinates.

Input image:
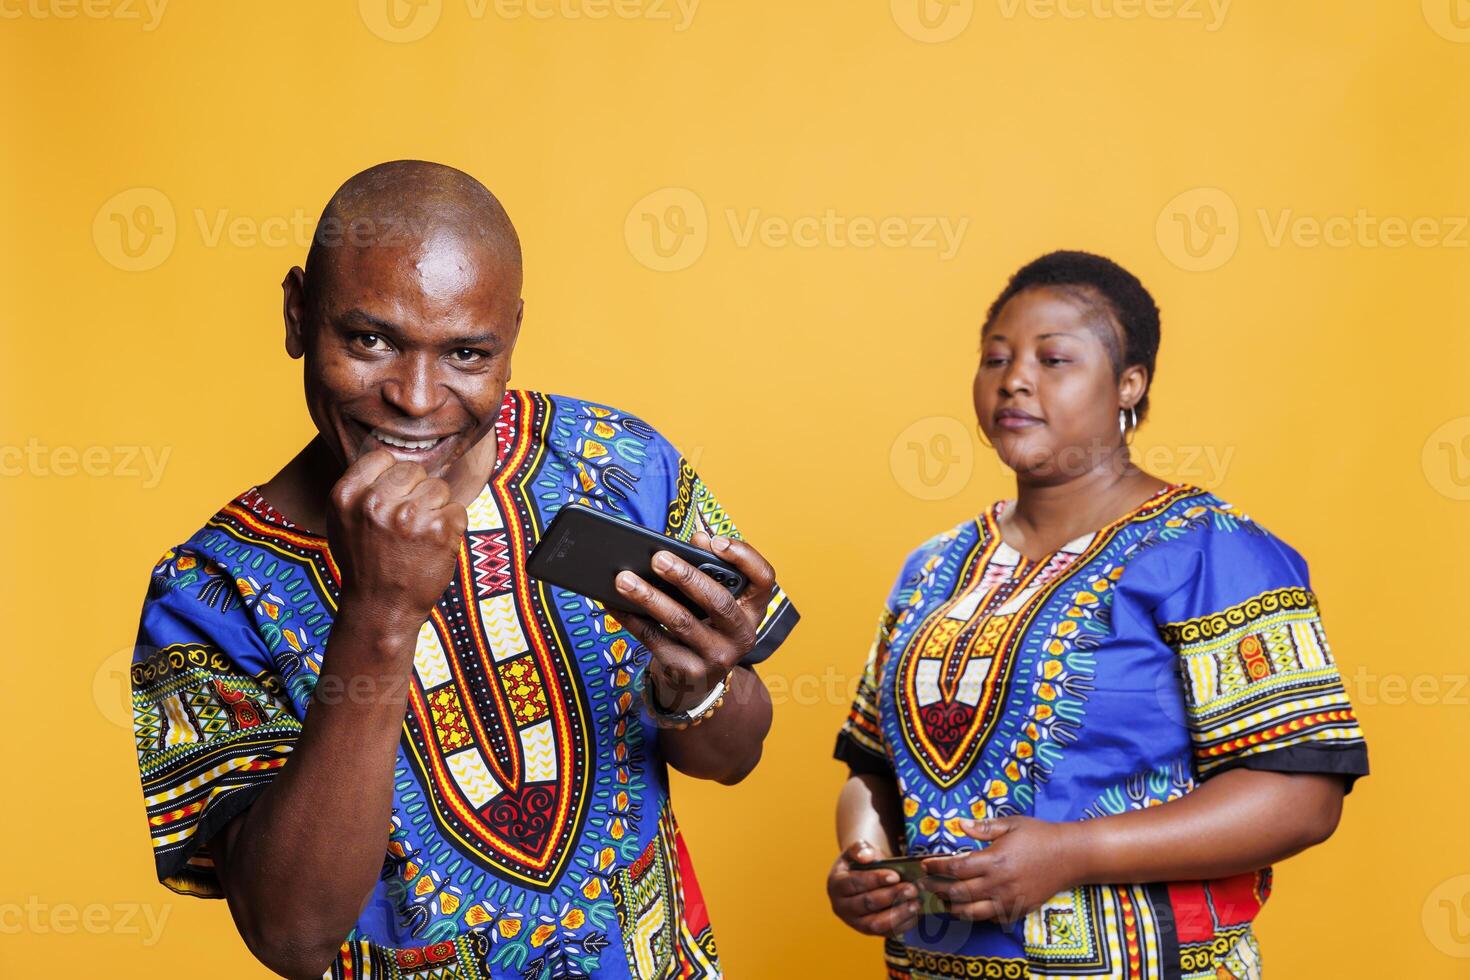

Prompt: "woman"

[828,251,1368,979]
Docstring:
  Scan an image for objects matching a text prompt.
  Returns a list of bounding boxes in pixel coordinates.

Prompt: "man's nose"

[380,356,448,417]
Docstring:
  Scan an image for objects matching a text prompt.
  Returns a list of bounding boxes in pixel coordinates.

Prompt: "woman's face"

[973,286,1144,484]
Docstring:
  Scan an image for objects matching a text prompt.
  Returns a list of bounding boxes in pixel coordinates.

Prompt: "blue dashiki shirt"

[834,484,1368,980]
[130,390,799,980]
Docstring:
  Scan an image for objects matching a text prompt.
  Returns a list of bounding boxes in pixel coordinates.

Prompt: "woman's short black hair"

[982,250,1161,423]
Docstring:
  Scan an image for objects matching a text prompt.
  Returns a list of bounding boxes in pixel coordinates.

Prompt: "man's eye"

[354,333,388,351]
[451,348,488,363]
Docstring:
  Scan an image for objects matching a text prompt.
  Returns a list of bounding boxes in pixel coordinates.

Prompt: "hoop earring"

[976,423,993,450]
[1119,407,1139,446]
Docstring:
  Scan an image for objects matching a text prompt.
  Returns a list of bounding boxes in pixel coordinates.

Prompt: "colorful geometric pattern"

[836,484,1367,977]
[130,390,799,978]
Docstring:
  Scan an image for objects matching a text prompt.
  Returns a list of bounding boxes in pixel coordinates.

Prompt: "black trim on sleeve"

[154,780,271,897]
[740,596,800,667]
[833,732,895,780]
[1204,743,1370,794]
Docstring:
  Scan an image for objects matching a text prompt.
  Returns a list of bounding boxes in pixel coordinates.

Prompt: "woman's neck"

[1001,460,1168,561]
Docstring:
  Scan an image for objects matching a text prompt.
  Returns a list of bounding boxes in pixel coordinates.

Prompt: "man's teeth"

[372,430,444,451]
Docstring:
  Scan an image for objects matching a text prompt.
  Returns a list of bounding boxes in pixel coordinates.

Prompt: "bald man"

[129,161,798,980]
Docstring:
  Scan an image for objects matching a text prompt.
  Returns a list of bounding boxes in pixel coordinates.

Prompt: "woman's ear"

[282,266,307,359]
[1118,364,1150,411]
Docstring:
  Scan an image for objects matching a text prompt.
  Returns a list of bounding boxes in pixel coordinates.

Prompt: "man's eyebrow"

[338,309,403,334]
[446,333,500,348]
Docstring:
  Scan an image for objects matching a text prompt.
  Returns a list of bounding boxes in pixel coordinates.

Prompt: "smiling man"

[128,161,798,980]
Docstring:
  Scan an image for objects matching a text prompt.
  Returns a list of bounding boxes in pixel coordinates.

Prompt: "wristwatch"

[643,671,731,730]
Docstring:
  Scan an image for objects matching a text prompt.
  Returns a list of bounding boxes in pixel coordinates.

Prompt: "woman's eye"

[982,356,1009,368]
[1041,357,1070,366]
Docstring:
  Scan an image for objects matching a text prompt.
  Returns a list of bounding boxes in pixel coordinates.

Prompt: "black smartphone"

[527,502,747,617]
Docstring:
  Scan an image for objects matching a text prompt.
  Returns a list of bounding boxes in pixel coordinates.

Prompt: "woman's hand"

[918,817,1086,924]
[828,840,922,937]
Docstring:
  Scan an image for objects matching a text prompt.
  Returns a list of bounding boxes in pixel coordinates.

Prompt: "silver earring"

[1119,407,1139,445]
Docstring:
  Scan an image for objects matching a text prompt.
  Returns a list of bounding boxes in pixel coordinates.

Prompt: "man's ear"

[505,298,525,382]
[283,266,307,359]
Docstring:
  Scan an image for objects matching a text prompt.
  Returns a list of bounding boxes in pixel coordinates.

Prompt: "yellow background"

[4,1,1469,976]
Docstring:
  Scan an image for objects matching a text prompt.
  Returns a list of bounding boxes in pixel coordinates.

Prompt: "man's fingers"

[617,610,709,705]
[647,551,749,643]
[331,449,398,509]
[614,570,717,651]
[405,476,452,511]
[372,460,433,497]
[707,536,777,608]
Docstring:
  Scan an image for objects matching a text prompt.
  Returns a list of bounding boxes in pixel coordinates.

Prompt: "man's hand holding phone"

[611,530,776,713]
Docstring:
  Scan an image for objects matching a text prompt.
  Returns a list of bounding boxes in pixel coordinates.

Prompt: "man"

[130,161,798,980]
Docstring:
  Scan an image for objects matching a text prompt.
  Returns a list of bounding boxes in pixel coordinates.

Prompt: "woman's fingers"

[855,900,922,937]
[944,898,1001,923]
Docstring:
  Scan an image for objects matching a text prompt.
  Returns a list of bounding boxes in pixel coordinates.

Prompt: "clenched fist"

[327,449,469,637]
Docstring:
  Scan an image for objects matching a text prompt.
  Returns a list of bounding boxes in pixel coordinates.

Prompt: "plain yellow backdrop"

[4,1,1470,976]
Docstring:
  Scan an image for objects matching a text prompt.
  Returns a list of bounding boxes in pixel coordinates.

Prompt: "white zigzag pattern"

[519,720,557,783]
[480,594,529,662]
[446,747,501,808]
[414,620,452,688]
[466,484,503,532]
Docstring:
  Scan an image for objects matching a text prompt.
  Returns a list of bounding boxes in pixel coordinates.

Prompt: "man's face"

[289,229,524,478]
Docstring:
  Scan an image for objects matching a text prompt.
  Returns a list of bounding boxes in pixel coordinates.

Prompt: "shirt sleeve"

[832,535,948,779]
[1145,516,1369,790]
[610,418,800,668]
[131,548,303,897]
